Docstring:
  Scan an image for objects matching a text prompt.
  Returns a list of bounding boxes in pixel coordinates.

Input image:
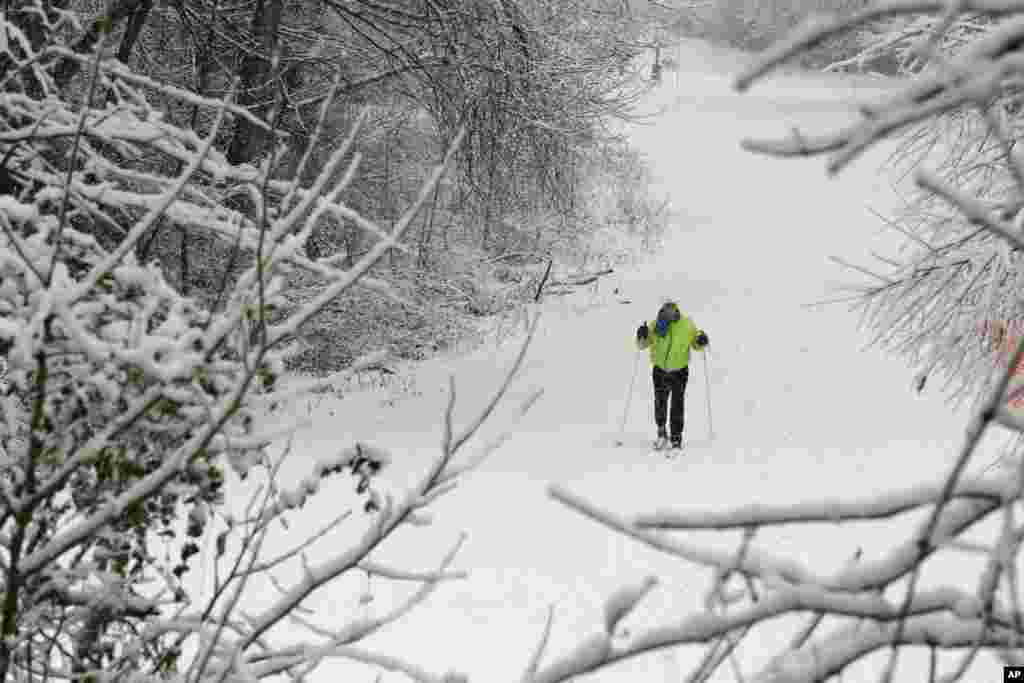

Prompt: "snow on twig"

[533,581,1021,683]
[70,83,236,303]
[240,315,535,648]
[634,474,1017,530]
[602,575,659,635]
[19,378,253,576]
[357,560,467,583]
[755,614,1024,682]
[266,128,465,345]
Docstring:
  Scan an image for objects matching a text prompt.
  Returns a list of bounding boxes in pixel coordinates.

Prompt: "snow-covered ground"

[214,40,1019,682]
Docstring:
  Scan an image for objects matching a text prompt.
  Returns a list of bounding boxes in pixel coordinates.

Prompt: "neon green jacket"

[635,314,704,370]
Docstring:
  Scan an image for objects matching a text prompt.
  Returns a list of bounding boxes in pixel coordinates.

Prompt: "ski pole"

[703,347,714,440]
[616,350,643,446]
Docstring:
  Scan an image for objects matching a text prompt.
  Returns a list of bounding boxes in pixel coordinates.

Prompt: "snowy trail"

[224,41,1014,682]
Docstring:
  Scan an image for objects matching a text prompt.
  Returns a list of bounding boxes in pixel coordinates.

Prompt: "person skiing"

[634,301,709,452]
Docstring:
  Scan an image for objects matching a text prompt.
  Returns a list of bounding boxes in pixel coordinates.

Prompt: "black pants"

[653,366,689,440]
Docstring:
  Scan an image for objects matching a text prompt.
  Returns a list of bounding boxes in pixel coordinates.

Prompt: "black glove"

[636,323,649,341]
[696,331,709,348]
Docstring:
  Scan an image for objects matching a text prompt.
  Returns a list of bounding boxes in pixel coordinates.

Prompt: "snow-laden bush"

[532,4,1024,683]
[0,3,545,680]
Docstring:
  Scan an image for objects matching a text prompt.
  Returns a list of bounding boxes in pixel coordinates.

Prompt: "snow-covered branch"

[0,5,538,678]
[735,1,1024,92]
[634,473,1017,530]
[237,317,538,651]
[528,586,1022,683]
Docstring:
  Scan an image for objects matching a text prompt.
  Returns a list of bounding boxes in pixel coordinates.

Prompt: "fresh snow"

[206,39,1019,682]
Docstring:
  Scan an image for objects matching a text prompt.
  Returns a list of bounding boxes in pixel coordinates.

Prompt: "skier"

[635,301,709,452]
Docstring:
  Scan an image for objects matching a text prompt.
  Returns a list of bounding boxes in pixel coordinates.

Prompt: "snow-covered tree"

[785,7,1024,414]
[0,3,543,680]
[531,3,1024,682]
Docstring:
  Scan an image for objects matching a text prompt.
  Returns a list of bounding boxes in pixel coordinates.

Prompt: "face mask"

[655,303,679,336]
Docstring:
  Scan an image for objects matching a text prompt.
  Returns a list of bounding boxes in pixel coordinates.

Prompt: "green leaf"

[127,366,145,385]
[40,447,62,465]
[95,454,113,482]
[256,365,277,390]
[148,398,179,419]
[118,458,145,481]
[157,650,180,674]
[112,557,127,577]
[125,500,146,528]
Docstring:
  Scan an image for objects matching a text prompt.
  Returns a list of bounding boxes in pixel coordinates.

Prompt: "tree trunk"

[179,227,189,295]
[534,259,553,302]
[383,131,397,273]
[116,0,153,63]
[225,0,284,165]
[53,0,150,88]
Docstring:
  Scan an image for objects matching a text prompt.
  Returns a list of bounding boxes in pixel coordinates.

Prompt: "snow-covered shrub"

[572,140,671,260]
[534,5,1024,683]
[0,3,542,680]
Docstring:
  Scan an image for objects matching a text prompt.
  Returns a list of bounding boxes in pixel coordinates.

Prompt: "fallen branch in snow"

[549,268,615,288]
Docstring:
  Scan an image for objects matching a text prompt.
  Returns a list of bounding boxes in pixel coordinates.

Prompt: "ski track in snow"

[208,40,1019,682]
